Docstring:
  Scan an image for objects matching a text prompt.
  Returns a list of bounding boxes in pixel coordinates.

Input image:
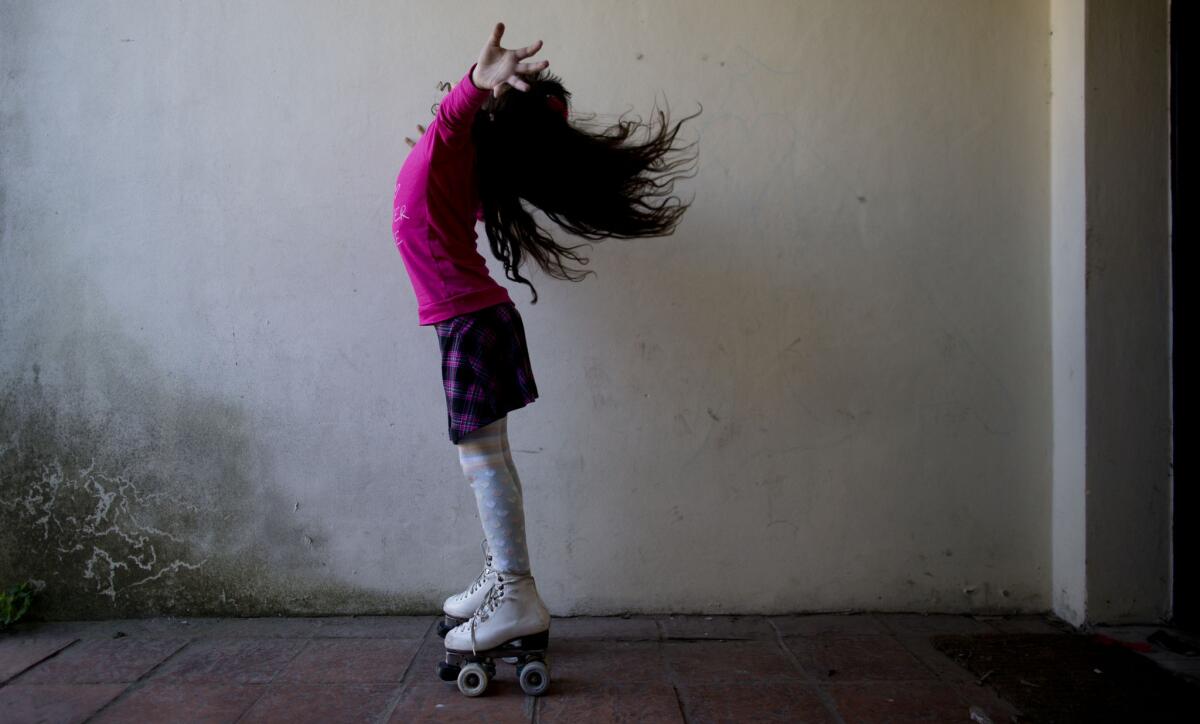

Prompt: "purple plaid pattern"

[434,301,539,444]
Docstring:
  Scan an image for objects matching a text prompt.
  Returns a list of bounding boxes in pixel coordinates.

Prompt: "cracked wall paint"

[2,449,209,601]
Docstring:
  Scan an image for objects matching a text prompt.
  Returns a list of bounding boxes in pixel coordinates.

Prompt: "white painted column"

[1050,0,1172,626]
[1050,0,1088,628]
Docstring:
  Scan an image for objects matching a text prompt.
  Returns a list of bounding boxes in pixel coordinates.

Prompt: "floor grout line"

[766,618,847,724]
[82,635,202,723]
[1,636,82,687]
[228,635,315,724]
[652,618,692,723]
[373,617,436,724]
[671,683,689,723]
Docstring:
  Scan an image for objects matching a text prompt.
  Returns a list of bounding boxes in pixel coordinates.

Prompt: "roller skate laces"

[464,548,494,598]
[463,571,530,657]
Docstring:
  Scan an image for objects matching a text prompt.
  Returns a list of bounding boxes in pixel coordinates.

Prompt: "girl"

[391,22,699,693]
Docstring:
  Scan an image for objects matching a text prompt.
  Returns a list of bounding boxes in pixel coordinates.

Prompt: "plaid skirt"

[433,301,539,444]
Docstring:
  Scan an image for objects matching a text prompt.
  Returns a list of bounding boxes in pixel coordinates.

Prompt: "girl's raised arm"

[433,22,549,149]
[431,64,492,149]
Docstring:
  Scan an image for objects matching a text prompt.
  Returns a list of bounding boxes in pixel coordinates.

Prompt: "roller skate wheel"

[518,660,550,696]
[457,662,489,697]
[436,660,460,682]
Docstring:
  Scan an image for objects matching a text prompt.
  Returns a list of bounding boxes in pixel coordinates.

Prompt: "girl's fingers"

[507,75,531,92]
[514,38,543,60]
[515,59,549,75]
[405,123,427,148]
[488,22,505,47]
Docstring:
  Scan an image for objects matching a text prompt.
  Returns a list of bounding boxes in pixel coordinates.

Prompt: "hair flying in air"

[456,70,702,303]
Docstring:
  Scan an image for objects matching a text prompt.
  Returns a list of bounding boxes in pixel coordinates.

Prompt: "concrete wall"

[1083,0,1172,624]
[1,0,1054,618]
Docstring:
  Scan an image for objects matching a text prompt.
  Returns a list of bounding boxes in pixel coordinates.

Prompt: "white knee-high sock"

[456,416,531,575]
[498,418,523,498]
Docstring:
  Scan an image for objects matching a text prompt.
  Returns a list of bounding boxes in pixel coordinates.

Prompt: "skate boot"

[437,538,497,637]
[436,571,552,697]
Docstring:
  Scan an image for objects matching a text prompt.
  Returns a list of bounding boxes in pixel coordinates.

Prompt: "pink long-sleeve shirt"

[392,63,513,325]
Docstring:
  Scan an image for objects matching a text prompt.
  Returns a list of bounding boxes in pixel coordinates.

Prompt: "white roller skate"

[437,538,497,638]
[437,571,552,697]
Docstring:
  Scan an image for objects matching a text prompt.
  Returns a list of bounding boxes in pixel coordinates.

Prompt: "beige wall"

[3,0,1059,617]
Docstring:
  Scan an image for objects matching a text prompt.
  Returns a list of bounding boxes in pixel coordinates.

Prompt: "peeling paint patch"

[1,456,209,600]
[0,362,432,620]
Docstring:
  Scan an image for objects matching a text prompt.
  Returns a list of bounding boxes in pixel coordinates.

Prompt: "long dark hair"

[467,70,701,303]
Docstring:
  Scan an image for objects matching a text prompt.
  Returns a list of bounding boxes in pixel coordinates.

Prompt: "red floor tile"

[13,638,189,684]
[663,640,804,684]
[74,618,218,639]
[91,681,267,723]
[770,613,889,637]
[275,638,422,683]
[676,681,837,723]
[148,638,308,684]
[198,617,324,638]
[314,616,432,639]
[386,681,533,722]
[876,614,997,636]
[0,683,127,724]
[547,639,669,685]
[887,634,980,683]
[536,681,683,723]
[3,622,106,639]
[551,616,660,641]
[658,615,776,640]
[0,636,77,683]
[239,682,400,723]
[947,681,1024,723]
[783,635,935,682]
[984,614,1073,634]
[826,680,974,723]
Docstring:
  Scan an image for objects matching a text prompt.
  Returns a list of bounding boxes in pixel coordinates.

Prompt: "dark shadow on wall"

[0,301,433,620]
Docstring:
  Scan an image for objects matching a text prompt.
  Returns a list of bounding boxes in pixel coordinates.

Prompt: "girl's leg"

[455,416,531,576]
[498,416,523,497]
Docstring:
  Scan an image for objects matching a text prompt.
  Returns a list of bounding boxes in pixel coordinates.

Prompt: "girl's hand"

[471,22,548,95]
[404,124,426,149]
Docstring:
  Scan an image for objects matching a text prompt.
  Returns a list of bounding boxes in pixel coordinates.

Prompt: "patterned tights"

[454,416,530,575]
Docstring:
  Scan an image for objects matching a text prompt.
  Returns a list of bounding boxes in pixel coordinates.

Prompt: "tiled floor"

[0,612,1190,723]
